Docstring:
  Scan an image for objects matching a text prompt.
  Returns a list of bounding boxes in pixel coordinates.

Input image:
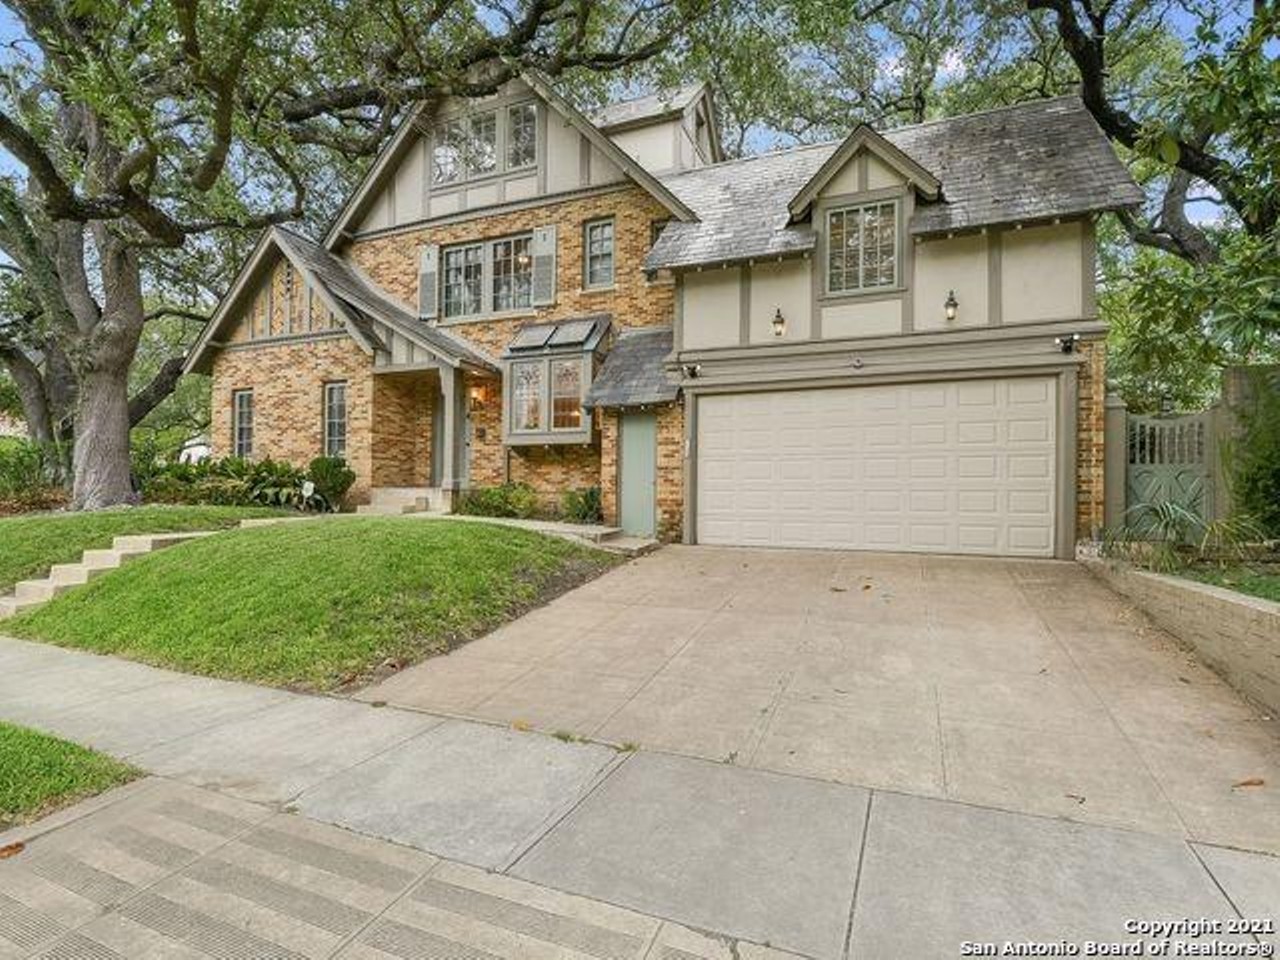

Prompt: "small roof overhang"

[787,125,941,223]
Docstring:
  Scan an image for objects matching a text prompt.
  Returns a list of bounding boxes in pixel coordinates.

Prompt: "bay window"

[512,362,543,432]
[551,359,582,430]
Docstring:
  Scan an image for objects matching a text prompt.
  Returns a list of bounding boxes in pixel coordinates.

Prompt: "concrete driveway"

[363,546,1280,853]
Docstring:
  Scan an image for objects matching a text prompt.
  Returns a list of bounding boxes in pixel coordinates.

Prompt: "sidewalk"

[2,635,1277,959]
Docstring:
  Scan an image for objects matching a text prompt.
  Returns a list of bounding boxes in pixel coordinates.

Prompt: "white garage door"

[696,376,1058,557]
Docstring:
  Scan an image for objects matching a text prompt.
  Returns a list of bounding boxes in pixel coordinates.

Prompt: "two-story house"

[185,74,1141,559]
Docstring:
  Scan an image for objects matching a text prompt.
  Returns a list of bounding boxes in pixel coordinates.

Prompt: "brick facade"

[210,335,376,500]
[1076,339,1106,540]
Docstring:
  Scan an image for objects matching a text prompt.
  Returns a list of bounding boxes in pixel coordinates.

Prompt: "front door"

[620,411,657,537]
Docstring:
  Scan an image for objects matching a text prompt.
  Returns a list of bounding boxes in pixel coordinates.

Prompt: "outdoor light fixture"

[1055,333,1081,354]
[468,383,487,412]
[682,363,702,379]
[944,290,958,322]
[772,308,786,338]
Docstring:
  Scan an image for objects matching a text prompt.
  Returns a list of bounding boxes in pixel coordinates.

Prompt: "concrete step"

[14,579,70,603]
[0,594,43,619]
[356,503,424,516]
[47,563,108,586]
[80,547,143,568]
[112,531,212,553]
[576,525,624,544]
[597,536,661,558]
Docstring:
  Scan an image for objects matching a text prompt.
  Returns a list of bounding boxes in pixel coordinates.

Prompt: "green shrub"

[456,482,541,519]
[0,438,67,512]
[308,457,356,510]
[140,457,328,511]
[1230,372,1280,537]
[561,486,602,524]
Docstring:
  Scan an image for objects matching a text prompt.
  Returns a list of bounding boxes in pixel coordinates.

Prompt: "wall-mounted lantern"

[468,383,488,412]
[944,290,958,322]
[772,308,786,338]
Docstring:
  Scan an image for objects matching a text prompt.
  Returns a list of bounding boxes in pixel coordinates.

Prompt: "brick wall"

[343,184,678,511]
[210,336,375,500]
[371,372,434,487]
[1076,339,1106,540]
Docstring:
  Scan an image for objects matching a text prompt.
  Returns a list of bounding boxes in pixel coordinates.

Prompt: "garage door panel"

[696,377,1057,558]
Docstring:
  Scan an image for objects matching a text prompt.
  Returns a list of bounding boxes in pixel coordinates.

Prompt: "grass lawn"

[8,518,618,691]
[1183,564,1280,604]
[0,504,290,591]
[0,722,136,830]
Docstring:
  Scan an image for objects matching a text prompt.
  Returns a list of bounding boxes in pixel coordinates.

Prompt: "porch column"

[437,364,465,491]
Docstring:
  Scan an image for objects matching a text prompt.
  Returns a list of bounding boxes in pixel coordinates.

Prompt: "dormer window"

[827,201,899,293]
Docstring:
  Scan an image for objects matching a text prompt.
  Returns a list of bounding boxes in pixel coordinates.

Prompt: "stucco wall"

[913,232,988,331]
[1086,560,1280,716]
[682,268,741,349]
[1002,221,1086,323]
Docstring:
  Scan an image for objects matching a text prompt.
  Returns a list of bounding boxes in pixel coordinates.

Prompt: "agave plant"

[1104,499,1265,573]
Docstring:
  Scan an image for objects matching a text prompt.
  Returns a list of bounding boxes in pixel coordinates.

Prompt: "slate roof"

[647,96,1144,271]
[591,83,704,130]
[274,227,496,370]
[585,326,679,409]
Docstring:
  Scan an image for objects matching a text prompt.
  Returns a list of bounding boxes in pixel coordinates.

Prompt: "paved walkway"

[362,547,1280,853]
[2,632,1278,959]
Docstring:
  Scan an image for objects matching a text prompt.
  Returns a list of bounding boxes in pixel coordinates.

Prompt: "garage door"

[696,376,1057,557]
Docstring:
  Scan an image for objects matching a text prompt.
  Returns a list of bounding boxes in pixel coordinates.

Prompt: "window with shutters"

[232,390,254,459]
[491,236,532,312]
[438,232,538,320]
[442,244,483,318]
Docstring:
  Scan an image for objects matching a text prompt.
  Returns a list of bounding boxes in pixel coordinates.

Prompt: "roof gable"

[787,125,940,222]
[323,72,696,247]
[184,227,495,375]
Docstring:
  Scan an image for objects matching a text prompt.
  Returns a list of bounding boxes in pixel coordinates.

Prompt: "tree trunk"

[71,364,137,509]
[0,345,54,442]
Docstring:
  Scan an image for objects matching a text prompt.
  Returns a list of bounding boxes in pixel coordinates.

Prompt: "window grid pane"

[233,391,254,459]
[432,120,465,184]
[828,202,897,293]
[491,235,533,312]
[513,362,542,432]
[466,112,496,176]
[586,220,614,287]
[443,244,483,318]
[551,360,582,430]
[507,103,537,169]
[324,383,347,459]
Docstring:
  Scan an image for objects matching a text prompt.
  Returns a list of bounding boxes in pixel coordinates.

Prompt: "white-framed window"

[432,119,466,185]
[442,243,484,318]
[431,102,538,187]
[507,102,537,169]
[491,235,533,312]
[323,381,347,459]
[512,361,543,432]
[465,112,497,177]
[827,201,898,293]
[550,359,582,430]
[584,219,614,288]
[232,389,254,459]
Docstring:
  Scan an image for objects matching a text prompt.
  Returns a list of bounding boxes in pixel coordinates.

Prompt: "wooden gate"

[1126,413,1215,521]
